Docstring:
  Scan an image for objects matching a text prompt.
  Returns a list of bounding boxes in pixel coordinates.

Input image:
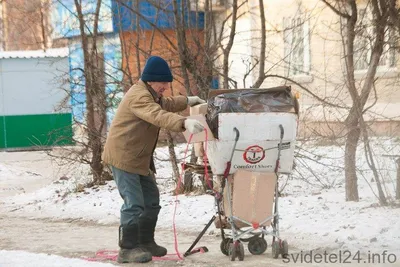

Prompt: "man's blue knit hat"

[141,56,173,82]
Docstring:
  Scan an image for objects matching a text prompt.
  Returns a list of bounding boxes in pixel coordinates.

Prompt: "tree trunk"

[183,148,198,193]
[92,47,108,184]
[85,66,102,184]
[74,0,105,185]
[172,0,192,95]
[89,97,106,184]
[222,0,238,89]
[90,136,104,183]
[345,123,360,201]
[250,0,267,88]
[396,158,400,200]
[359,117,387,205]
[86,76,105,184]
[339,0,386,203]
[166,131,182,194]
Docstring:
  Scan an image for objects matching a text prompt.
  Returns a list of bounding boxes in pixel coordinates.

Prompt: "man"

[102,56,206,263]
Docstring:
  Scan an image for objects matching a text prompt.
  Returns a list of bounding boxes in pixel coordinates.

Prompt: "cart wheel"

[281,240,289,258]
[237,242,245,261]
[271,241,280,259]
[228,243,237,261]
[248,238,267,255]
[220,238,233,256]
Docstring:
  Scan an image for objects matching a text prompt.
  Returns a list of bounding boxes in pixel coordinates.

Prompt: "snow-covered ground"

[0,250,114,267]
[1,138,400,264]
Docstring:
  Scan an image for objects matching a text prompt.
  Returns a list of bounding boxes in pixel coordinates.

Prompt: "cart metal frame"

[184,124,289,261]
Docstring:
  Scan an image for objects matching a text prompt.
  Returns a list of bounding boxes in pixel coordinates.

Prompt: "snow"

[1,138,400,263]
[0,250,114,267]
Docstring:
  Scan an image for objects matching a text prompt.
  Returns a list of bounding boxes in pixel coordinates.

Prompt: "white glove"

[187,96,206,107]
[184,119,205,134]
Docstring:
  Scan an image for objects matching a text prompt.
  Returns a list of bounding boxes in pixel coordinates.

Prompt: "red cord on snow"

[84,129,211,262]
[84,249,183,262]
[171,132,194,260]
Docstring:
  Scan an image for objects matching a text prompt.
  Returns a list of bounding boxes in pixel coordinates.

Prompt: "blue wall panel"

[111,0,204,32]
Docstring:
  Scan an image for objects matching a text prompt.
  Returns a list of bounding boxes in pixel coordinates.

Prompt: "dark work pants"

[111,166,161,227]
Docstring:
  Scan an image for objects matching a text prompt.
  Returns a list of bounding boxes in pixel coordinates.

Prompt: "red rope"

[83,250,182,262]
[171,132,194,260]
[174,129,214,258]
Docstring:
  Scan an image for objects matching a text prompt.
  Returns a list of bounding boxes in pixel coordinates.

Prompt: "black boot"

[118,225,152,263]
[139,218,167,257]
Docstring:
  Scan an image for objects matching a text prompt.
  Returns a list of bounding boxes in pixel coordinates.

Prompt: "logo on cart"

[243,145,265,164]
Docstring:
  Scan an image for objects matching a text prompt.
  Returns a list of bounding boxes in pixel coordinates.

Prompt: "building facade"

[227,0,400,137]
[0,48,73,149]
[1,0,52,51]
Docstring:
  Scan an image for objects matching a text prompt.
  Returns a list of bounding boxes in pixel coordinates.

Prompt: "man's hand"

[187,96,206,107]
[184,119,205,134]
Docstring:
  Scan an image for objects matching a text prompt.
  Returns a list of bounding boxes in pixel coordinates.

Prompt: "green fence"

[0,113,74,149]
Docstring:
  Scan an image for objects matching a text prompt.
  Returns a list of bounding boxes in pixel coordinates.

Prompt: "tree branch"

[261,74,349,109]
[251,0,267,88]
[320,0,351,19]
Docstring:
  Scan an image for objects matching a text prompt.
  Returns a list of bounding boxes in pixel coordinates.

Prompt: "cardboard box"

[194,143,205,158]
[190,103,208,115]
[223,169,277,227]
[188,103,208,156]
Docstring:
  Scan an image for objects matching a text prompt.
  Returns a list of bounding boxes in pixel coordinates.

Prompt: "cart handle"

[279,124,284,140]
[233,127,240,141]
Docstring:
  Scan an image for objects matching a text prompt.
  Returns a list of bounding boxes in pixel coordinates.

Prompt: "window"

[354,8,397,71]
[283,15,310,77]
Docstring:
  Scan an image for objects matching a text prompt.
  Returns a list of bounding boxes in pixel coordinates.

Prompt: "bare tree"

[227,0,397,204]
[47,0,116,185]
[112,0,257,192]
[75,0,108,184]
[319,0,390,204]
[42,0,398,202]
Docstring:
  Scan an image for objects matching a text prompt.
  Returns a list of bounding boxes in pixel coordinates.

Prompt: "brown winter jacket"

[102,80,188,176]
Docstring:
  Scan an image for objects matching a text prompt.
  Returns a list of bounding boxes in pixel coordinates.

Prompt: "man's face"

[148,82,170,96]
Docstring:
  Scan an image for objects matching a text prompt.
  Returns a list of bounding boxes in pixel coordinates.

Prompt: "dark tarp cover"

[205,86,299,138]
